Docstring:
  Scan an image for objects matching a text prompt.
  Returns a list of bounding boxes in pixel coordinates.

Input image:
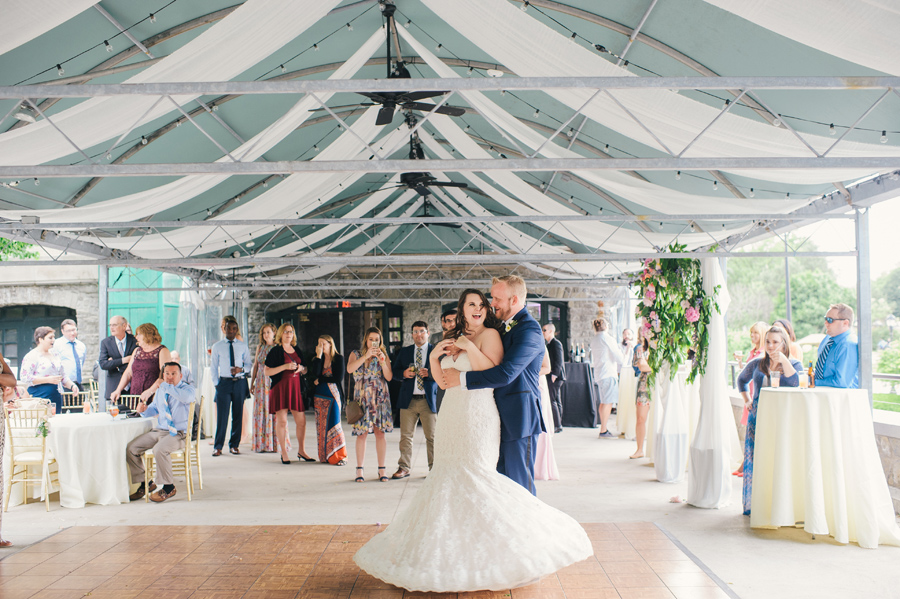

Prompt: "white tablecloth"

[47,413,153,508]
[200,367,216,437]
[646,369,701,465]
[751,388,900,548]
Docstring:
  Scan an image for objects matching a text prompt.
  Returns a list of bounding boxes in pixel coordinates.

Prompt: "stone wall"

[401,302,442,346]
[0,281,100,369]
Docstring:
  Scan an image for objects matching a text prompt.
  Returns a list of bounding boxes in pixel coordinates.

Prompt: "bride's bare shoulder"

[476,327,501,345]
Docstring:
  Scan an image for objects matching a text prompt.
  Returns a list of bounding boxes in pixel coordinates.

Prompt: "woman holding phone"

[347,327,393,482]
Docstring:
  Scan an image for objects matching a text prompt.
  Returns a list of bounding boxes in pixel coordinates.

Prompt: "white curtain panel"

[703,0,900,77]
[18,28,385,225]
[421,0,899,185]
[688,258,742,508]
[0,0,97,57]
[0,0,342,167]
[100,108,407,257]
[398,26,808,215]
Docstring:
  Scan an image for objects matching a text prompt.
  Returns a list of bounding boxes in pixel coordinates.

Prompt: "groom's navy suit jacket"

[465,308,546,442]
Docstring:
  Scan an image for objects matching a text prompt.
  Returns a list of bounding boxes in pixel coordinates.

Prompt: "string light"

[56,64,64,76]
[104,40,113,52]
[533,109,540,118]
[212,104,218,112]
[829,123,836,135]
[723,99,730,109]
[141,135,147,145]
[712,180,718,191]
[280,64,286,73]
[33,178,39,186]
[149,13,156,23]
[521,1,529,10]
[567,128,574,138]
[464,125,470,132]
[313,43,319,51]
[749,188,755,197]
[881,130,888,143]
[106,152,112,160]
[263,180,268,188]
[346,22,353,31]
[785,192,790,199]
[404,20,411,28]
[313,144,319,152]
[435,43,442,51]
[206,208,211,216]
[772,115,781,127]
[467,65,474,75]
[675,171,681,180]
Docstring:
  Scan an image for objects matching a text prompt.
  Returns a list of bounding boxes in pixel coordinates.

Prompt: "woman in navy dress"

[737,325,801,515]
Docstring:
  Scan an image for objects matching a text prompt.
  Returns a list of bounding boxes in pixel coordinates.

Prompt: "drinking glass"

[109,404,120,418]
[799,373,809,389]
[770,372,781,388]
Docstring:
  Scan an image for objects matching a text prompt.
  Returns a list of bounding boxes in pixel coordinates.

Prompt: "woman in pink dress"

[250,323,277,452]
[265,323,314,464]
[110,323,170,404]
[534,347,559,481]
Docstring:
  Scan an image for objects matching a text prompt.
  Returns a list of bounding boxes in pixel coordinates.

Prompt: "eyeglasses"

[824,316,849,324]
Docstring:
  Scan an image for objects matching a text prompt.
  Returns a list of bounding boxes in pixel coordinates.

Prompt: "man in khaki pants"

[391,321,438,479]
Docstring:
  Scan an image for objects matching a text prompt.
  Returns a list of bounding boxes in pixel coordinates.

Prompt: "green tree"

[0,238,37,261]
[772,270,855,339]
[874,266,900,317]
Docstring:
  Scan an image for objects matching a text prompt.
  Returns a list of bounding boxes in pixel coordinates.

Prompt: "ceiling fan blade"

[429,181,469,188]
[307,103,373,112]
[413,184,432,197]
[359,91,399,104]
[375,105,396,126]
[403,91,449,102]
[433,105,467,117]
[403,102,467,117]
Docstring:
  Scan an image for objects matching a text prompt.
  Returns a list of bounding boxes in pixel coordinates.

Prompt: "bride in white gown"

[353,289,592,592]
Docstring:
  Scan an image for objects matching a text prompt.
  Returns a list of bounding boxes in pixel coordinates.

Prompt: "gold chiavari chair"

[187,392,205,490]
[4,405,59,512]
[142,401,196,502]
[118,394,144,411]
[60,391,88,413]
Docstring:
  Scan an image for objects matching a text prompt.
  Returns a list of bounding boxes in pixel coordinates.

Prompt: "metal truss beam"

[3,77,898,99]
[4,157,899,179]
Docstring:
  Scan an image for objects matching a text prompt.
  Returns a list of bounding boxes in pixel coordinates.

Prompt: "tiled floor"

[0,522,731,599]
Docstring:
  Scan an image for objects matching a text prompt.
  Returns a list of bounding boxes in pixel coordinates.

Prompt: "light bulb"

[57,64,64,76]
[337,124,343,131]
[785,192,790,199]
[829,123,835,135]
[675,171,681,180]
[571,31,577,39]
[313,43,319,51]
[566,128,574,138]
[435,43,442,51]
[280,64,286,73]
[212,104,218,112]
[881,130,888,143]
[141,136,147,145]
[500,89,506,96]
[749,188,755,197]
[247,241,255,248]
[467,66,473,75]
[772,115,781,127]
[598,207,603,213]
[104,40,112,52]
[149,12,156,23]
[712,180,718,190]
[404,20,411,29]
[605,144,609,152]
[464,125,470,132]
[346,22,353,31]
[723,99,730,109]
[533,109,540,118]
[106,153,112,160]
[313,145,319,152]
[206,209,211,216]
[521,1,529,10]
[263,180,268,188]
[33,178,39,186]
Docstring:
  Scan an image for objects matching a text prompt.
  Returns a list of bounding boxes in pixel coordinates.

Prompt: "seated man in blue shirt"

[126,362,196,502]
[814,303,859,389]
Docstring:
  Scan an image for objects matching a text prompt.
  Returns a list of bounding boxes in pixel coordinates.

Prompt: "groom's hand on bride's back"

[441,368,461,389]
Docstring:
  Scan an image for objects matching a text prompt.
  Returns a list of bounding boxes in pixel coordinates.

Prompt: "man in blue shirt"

[815,303,859,389]
[126,362,196,502]
[210,316,252,456]
[54,319,86,391]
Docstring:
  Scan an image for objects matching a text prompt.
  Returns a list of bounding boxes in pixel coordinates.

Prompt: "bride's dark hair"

[446,288,503,340]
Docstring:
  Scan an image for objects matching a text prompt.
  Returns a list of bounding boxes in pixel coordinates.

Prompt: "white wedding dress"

[353,354,593,592]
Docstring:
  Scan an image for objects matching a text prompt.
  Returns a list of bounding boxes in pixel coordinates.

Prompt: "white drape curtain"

[421,0,899,185]
[18,29,386,225]
[0,0,97,57]
[703,0,900,77]
[398,26,809,216]
[688,258,741,508]
[0,0,342,167]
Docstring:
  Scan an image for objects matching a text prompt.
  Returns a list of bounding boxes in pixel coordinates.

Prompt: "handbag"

[346,398,364,425]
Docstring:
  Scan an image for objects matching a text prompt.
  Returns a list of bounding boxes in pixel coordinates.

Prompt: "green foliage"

[632,242,719,388]
[0,238,37,261]
[874,393,900,413]
[874,267,900,317]
[772,270,855,340]
[877,347,900,374]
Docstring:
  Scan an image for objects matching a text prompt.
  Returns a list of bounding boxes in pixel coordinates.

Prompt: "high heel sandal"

[297,453,316,462]
[355,467,364,482]
[378,466,389,482]
[281,457,291,464]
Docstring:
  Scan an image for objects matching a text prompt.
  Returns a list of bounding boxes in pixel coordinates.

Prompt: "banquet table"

[46,413,153,508]
[560,363,598,428]
[751,388,900,548]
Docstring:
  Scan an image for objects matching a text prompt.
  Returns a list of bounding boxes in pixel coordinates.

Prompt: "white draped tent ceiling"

[0,0,898,297]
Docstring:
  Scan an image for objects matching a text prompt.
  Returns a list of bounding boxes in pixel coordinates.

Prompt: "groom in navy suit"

[441,275,546,495]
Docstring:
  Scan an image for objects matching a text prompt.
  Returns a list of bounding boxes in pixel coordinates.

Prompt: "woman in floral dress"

[347,327,393,482]
[251,323,277,452]
[310,335,347,466]
[631,337,652,459]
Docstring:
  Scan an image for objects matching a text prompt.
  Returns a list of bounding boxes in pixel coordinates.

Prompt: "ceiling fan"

[310,2,467,126]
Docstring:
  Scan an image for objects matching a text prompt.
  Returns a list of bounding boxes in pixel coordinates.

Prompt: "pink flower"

[647,283,655,291]
[658,278,667,288]
[642,321,651,330]
[649,311,657,320]
[649,339,658,349]
[642,297,653,307]
[680,300,690,309]
[685,306,700,323]
[645,289,656,301]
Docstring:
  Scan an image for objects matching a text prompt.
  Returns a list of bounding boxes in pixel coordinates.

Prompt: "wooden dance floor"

[0,523,731,599]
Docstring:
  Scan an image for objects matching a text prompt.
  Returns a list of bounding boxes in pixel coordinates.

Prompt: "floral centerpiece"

[632,242,719,388]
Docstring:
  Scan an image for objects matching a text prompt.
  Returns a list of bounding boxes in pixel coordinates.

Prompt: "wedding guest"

[126,362,195,503]
[773,319,803,363]
[616,329,638,439]
[311,335,348,466]
[590,318,623,438]
[265,323,313,464]
[110,323,171,405]
[250,323,278,453]
[542,324,565,433]
[99,315,137,401]
[630,336,652,459]
[347,327,393,482]
[54,319,86,391]
[0,351,18,547]
[737,325,801,515]
[211,317,251,457]
[815,303,859,389]
[431,308,456,412]
[219,318,251,443]
[20,326,79,413]
[535,347,559,481]
[734,321,767,368]
[169,351,194,386]
[391,322,437,479]
[621,329,636,361]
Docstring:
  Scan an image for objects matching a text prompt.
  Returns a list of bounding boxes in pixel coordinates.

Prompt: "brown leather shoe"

[229,447,240,455]
[391,468,410,479]
[0,539,13,547]
[212,449,222,456]
[129,482,157,501]
[150,488,176,502]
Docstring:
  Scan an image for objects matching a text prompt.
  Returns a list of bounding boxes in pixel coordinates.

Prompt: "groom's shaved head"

[493,275,526,302]
[490,275,527,322]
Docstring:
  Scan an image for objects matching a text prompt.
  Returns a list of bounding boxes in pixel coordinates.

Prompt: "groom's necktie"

[814,337,834,382]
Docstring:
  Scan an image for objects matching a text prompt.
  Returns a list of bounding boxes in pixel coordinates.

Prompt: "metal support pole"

[855,208,873,406]
[98,265,109,410]
[338,310,345,358]
[784,237,792,321]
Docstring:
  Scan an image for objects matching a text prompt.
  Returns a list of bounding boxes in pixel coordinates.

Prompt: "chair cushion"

[14,450,53,463]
